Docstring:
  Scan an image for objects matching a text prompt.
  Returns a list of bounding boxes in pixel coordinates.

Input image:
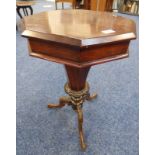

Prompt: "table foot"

[86,93,97,101]
[48,96,71,108]
[76,104,87,150]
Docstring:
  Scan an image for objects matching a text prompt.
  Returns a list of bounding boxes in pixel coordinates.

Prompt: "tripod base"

[48,82,97,150]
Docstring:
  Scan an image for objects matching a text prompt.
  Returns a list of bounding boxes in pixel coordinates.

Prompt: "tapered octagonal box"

[21,10,136,68]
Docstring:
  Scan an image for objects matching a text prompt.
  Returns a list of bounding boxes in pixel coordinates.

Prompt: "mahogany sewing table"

[21,10,136,150]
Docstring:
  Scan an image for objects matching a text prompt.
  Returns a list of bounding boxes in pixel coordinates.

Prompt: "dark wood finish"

[83,0,113,11]
[22,10,136,46]
[65,65,90,90]
[22,10,136,68]
[21,10,136,150]
[21,10,136,68]
[27,37,129,68]
[83,0,91,9]
[90,0,107,11]
[105,0,114,11]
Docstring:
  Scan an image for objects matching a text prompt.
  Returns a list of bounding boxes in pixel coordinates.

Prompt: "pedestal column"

[65,65,90,91]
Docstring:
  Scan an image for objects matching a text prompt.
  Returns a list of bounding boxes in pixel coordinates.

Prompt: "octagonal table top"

[22,10,136,47]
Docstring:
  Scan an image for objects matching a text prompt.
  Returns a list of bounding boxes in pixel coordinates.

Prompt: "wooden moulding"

[22,29,136,47]
[28,37,130,68]
[21,10,136,68]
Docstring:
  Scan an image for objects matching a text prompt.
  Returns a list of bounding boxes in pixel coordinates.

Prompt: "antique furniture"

[90,0,107,11]
[55,0,114,11]
[21,10,136,150]
[82,0,113,11]
[16,1,35,19]
[105,0,114,11]
[55,0,76,9]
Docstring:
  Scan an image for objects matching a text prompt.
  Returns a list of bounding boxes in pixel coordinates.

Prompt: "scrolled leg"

[48,96,71,108]
[76,105,87,150]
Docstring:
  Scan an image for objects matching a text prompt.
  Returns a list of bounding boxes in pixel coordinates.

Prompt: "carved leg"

[48,96,71,108]
[76,105,87,150]
[86,92,97,101]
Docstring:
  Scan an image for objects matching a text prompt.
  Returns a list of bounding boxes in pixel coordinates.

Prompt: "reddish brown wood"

[90,0,107,11]
[105,0,114,11]
[28,38,80,62]
[21,9,136,84]
[65,65,90,90]
[80,41,130,62]
[83,0,91,9]
[28,37,130,68]
[21,10,136,47]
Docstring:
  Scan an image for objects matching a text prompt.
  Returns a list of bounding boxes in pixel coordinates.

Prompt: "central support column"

[65,65,90,91]
[64,65,91,150]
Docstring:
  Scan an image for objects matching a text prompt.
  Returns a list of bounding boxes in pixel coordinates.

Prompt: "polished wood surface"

[22,10,136,68]
[21,10,136,150]
[28,37,129,68]
[105,0,114,11]
[22,10,136,46]
[65,65,90,90]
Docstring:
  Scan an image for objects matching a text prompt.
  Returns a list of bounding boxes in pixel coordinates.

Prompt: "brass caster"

[81,143,87,151]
